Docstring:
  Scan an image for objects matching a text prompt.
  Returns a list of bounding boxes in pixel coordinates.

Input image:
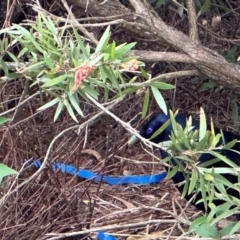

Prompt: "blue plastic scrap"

[97,231,117,240]
[31,160,167,240]
[32,160,167,185]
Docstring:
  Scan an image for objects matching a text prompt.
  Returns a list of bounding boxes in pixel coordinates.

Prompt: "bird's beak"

[128,134,140,146]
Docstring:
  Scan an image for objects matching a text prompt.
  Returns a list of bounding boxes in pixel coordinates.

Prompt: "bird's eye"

[147,127,153,134]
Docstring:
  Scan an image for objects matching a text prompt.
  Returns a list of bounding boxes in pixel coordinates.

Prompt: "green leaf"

[23,61,45,73]
[38,97,60,111]
[214,181,228,199]
[209,151,238,168]
[82,83,99,100]
[13,25,44,53]
[6,72,22,79]
[0,164,18,184]
[7,51,20,63]
[0,117,10,125]
[90,53,104,65]
[142,88,150,118]
[68,93,84,117]
[150,118,171,140]
[204,173,214,181]
[41,14,58,36]
[214,174,238,192]
[189,216,208,232]
[110,41,116,59]
[42,74,72,87]
[198,0,211,15]
[104,87,109,102]
[72,27,88,58]
[199,174,207,211]
[201,167,240,175]
[188,169,198,195]
[0,58,9,76]
[114,42,136,59]
[151,86,167,115]
[181,173,190,198]
[150,81,175,90]
[166,166,178,179]
[95,25,110,54]
[169,110,178,137]
[200,80,217,91]
[176,124,191,149]
[140,67,149,79]
[207,202,232,222]
[195,134,208,151]
[195,223,218,238]
[64,98,78,122]
[115,87,138,98]
[222,139,237,150]
[208,183,215,209]
[220,221,240,237]
[17,47,29,58]
[54,101,64,122]
[212,207,237,225]
[44,52,54,69]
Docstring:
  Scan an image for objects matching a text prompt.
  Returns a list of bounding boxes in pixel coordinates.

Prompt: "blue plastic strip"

[97,231,117,240]
[31,161,167,240]
[32,160,167,185]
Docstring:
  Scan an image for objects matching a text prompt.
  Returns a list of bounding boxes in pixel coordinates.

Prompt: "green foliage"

[0,13,174,123]
[197,0,211,16]
[141,79,175,118]
[155,108,240,237]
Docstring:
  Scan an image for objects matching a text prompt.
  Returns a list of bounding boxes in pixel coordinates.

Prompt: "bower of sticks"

[1,0,240,239]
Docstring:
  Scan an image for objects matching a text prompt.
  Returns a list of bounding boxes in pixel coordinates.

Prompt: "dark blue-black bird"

[129,112,240,213]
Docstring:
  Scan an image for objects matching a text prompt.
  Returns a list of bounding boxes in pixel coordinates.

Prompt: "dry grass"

[0,77,239,239]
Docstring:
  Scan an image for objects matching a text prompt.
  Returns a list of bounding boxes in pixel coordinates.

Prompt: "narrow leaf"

[42,74,72,88]
[0,164,18,184]
[54,101,64,122]
[151,86,167,115]
[195,223,218,238]
[142,88,150,118]
[0,117,10,125]
[151,81,175,90]
[95,25,110,53]
[64,99,78,122]
[68,93,84,117]
[188,169,198,195]
[38,97,60,111]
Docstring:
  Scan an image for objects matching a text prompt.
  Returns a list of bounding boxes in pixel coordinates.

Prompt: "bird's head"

[139,113,172,143]
[128,113,183,146]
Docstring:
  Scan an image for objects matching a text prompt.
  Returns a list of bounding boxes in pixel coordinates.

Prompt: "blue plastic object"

[97,231,117,240]
[32,160,167,185]
[31,160,167,240]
